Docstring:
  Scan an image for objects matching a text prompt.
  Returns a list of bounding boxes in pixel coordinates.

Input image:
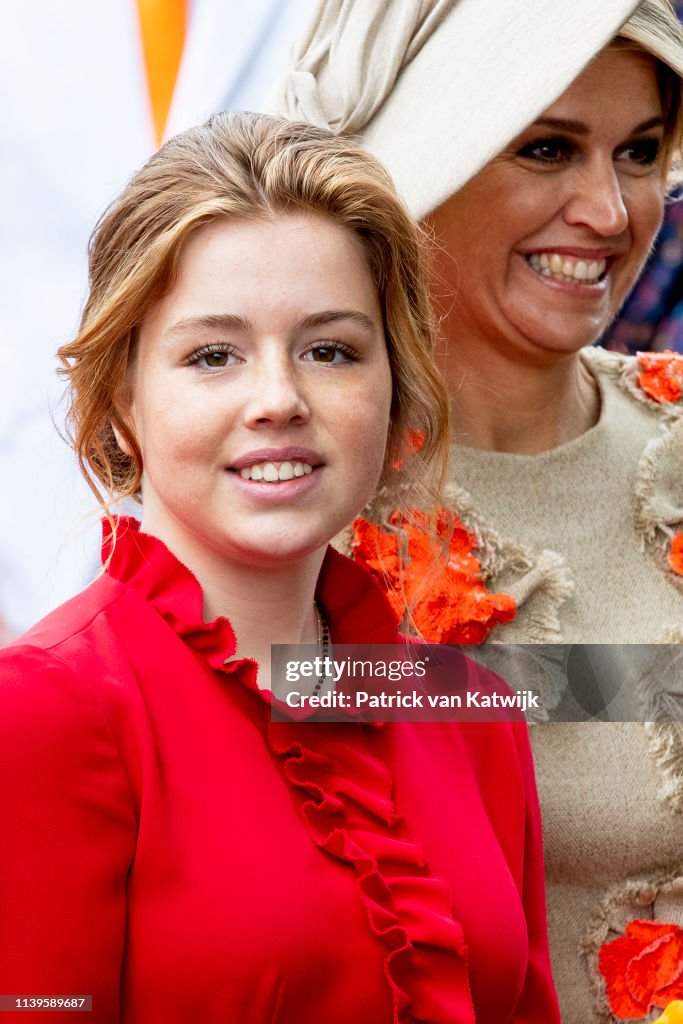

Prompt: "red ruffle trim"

[265,721,475,1024]
[102,516,240,674]
[103,516,476,1022]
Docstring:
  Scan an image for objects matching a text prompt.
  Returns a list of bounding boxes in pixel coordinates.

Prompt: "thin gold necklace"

[313,600,331,696]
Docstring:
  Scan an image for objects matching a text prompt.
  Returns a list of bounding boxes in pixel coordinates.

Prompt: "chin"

[226,528,333,568]
[514,315,609,356]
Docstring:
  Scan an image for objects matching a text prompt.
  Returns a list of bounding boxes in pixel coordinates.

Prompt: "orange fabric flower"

[351,511,516,644]
[390,430,425,470]
[669,533,683,576]
[599,920,683,1019]
[637,351,683,403]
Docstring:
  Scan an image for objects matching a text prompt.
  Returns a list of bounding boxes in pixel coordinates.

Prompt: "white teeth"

[237,460,313,482]
[526,252,607,284]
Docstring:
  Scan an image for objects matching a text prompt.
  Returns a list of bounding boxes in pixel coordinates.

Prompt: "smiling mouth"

[235,460,314,482]
[525,252,607,285]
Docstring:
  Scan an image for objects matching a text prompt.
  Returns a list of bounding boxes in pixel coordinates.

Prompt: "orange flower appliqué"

[669,533,683,576]
[351,511,516,644]
[599,919,683,1019]
[391,429,425,470]
[637,350,683,404]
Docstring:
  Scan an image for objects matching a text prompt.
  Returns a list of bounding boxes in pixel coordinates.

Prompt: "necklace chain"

[313,600,331,696]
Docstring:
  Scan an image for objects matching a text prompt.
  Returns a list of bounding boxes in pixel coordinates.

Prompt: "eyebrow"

[531,115,665,136]
[164,309,378,338]
[295,309,378,333]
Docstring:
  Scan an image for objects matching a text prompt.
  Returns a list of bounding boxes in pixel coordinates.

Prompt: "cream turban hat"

[267,0,683,219]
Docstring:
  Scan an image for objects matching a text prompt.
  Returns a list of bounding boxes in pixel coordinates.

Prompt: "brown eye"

[310,346,338,363]
[302,342,357,365]
[617,138,661,167]
[204,351,229,367]
[516,136,575,164]
[187,345,240,371]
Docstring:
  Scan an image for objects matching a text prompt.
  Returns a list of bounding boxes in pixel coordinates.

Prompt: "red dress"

[0,519,559,1023]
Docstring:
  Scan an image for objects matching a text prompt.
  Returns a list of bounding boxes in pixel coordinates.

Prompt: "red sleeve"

[0,645,137,1022]
[510,721,561,1024]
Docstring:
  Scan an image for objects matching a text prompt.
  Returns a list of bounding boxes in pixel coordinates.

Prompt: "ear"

[111,419,133,457]
[111,386,137,459]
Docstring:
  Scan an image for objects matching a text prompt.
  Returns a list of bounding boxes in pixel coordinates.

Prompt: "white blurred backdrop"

[0,0,311,637]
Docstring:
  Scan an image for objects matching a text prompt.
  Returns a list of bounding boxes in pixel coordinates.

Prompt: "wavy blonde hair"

[619,0,683,186]
[58,112,449,527]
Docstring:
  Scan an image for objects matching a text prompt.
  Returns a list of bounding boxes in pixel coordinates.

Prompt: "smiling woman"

[427,45,673,435]
[271,1,683,1021]
[430,47,669,373]
[119,214,393,622]
[0,112,560,1023]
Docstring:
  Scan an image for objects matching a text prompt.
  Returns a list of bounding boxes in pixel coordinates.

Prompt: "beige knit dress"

[449,347,683,1023]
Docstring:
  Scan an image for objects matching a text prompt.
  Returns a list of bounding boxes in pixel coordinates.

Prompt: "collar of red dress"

[102,520,471,1022]
[102,516,400,674]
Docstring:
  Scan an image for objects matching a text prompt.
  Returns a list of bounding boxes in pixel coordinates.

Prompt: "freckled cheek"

[330,380,392,470]
[134,400,228,472]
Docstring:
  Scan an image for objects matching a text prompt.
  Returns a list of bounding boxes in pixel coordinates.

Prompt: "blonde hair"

[58,111,449,523]
[619,0,683,185]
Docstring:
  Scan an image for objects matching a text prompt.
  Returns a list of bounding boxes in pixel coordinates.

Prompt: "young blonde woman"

[272,1,683,1021]
[0,114,559,1023]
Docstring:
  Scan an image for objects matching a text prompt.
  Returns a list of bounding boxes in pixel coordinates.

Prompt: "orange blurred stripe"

[135,0,187,145]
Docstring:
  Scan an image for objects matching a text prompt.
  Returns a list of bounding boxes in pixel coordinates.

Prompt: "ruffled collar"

[103,517,475,1023]
[103,516,399,671]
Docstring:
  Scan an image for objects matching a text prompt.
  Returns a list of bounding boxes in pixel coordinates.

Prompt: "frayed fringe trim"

[583,346,683,424]
[581,868,683,1022]
[633,418,683,597]
[661,625,683,643]
[619,644,683,812]
[445,483,574,644]
[644,721,683,814]
[584,348,683,599]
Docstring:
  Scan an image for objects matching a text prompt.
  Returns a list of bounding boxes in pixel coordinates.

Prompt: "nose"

[562,158,629,238]
[242,350,310,429]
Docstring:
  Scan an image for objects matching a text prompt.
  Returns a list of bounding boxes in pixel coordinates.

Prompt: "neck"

[139,516,326,689]
[440,328,600,455]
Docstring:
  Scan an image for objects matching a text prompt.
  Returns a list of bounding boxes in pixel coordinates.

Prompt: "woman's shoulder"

[582,345,683,418]
[12,572,119,648]
[0,637,134,806]
[0,571,132,690]
[583,348,683,628]
[0,574,137,748]
[0,576,142,819]
[0,638,102,735]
